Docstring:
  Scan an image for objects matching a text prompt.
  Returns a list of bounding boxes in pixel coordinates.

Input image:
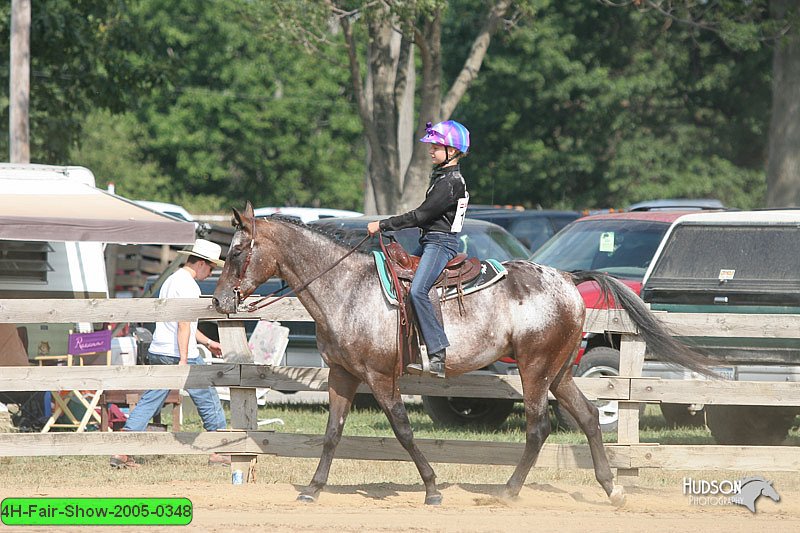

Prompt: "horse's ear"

[231,207,243,228]
[244,201,254,218]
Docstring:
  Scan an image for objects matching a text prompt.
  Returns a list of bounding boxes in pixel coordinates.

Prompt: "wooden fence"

[1,297,800,483]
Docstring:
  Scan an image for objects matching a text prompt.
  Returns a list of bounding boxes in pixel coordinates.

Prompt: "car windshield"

[531,219,670,280]
[648,224,800,285]
[310,220,530,261]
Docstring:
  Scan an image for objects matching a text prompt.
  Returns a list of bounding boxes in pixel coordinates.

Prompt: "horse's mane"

[260,214,374,255]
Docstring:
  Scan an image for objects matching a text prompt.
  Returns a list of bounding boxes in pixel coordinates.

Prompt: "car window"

[551,216,576,233]
[508,218,554,251]
[648,224,800,283]
[531,219,670,280]
[310,220,529,261]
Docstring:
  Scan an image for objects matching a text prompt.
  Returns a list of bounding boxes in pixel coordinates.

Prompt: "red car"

[530,211,692,431]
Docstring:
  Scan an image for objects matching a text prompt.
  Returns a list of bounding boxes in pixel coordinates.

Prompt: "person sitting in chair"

[367,120,471,378]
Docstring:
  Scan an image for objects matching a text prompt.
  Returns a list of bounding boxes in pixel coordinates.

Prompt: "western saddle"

[382,240,481,287]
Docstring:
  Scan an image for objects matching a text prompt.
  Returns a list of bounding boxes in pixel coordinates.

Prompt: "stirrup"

[406,361,445,378]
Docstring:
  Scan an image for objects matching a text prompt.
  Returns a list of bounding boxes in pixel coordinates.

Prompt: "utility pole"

[10,0,31,164]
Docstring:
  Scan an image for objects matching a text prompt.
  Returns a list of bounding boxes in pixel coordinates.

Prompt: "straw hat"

[177,239,225,267]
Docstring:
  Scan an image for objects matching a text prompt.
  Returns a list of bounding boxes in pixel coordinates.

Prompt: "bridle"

[231,214,371,312]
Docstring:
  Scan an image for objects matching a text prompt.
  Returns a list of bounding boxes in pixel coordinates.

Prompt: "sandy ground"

[2,475,798,532]
[2,405,798,532]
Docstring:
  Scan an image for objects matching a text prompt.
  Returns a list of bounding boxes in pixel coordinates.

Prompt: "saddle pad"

[372,252,507,306]
[373,251,399,305]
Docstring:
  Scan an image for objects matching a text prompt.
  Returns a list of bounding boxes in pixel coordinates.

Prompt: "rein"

[233,215,371,312]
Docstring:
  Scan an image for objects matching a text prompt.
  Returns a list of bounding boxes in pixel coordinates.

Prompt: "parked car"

[133,200,195,222]
[626,198,725,212]
[641,209,800,445]
[466,209,579,252]
[530,211,699,431]
[253,206,363,223]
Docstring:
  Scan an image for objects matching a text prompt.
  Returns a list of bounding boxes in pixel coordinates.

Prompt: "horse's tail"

[570,270,718,378]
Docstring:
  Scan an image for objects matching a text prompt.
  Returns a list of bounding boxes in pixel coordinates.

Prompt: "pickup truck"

[640,210,800,445]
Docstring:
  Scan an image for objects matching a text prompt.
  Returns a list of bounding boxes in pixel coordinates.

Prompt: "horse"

[731,476,781,513]
[213,202,713,506]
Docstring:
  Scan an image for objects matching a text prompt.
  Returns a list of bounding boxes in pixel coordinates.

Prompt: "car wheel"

[554,347,621,432]
[422,396,515,429]
[659,403,705,428]
[705,405,797,445]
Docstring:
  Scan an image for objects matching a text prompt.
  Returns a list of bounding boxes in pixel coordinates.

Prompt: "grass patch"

[167,401,800,446]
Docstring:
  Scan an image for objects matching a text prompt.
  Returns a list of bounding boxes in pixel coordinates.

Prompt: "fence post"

[218,321,258,483]
[616,333,646,484]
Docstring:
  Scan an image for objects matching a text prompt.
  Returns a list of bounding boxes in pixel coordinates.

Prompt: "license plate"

[712,366,736,380]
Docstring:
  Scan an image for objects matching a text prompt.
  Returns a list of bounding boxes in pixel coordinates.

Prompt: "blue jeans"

[123,353,227,432]
[410,231,460,354]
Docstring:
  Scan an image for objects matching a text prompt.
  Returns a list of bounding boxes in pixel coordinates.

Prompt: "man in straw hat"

[111,239,229,468]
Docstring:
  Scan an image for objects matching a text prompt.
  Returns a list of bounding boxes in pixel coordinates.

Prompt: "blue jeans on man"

[123,353,226,432]
[410,231,460,356]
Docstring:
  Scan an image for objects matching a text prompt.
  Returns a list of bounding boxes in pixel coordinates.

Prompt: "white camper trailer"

[0,163,195,361]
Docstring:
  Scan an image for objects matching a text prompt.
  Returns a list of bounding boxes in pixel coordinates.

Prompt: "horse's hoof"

[297,494,317,503]
[609,485,626,507]
[424,493,443,506]
[500,489,519,501]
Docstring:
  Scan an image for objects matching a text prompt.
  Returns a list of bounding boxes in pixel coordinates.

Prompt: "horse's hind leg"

[368,374,441,505]
[550,374,625,506]
[298,364,360,503]
[504,376,551,499]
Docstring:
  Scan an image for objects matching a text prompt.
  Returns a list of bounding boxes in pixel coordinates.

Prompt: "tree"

[459,1,771,209]
[0,0,161,162]
[269,0,518,214]
[74,0,366,213]
[765,0,800,206]
[600,0,799,207]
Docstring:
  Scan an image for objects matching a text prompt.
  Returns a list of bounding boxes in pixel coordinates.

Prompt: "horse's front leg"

[367,373,442,505]
[298,364,360,503]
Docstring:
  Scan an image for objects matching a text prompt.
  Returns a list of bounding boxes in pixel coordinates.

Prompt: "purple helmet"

[419,120,470,154]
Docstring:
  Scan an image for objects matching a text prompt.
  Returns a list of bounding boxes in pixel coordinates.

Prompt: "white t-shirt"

[149,267,201,359]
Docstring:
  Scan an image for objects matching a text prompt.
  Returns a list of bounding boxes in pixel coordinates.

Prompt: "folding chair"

[37,328,113,433]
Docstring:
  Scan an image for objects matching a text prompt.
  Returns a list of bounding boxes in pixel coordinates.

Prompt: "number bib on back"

[451,191,469,233]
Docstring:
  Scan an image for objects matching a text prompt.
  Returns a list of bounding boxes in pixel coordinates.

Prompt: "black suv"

[466,210,579,252]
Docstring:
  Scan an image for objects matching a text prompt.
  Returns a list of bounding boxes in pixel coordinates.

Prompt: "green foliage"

[3,0,780,213]
[453,0,772,209]
[71,109,171,199]
[0,0,161,162]
[73,0,366,213]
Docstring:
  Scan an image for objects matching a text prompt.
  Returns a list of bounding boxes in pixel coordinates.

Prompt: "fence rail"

[2,298,800,480]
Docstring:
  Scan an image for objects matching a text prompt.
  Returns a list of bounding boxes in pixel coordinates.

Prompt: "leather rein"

[232,215,371,312]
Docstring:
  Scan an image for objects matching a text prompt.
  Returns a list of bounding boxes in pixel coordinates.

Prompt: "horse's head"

[213,202,279,313]
[760,480,781,502]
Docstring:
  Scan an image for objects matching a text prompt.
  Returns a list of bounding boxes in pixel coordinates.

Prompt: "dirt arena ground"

[2,460,798,532]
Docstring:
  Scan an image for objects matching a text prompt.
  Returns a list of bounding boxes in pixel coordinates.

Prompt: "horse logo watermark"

[730,477,781,513]
[683,476,780,513]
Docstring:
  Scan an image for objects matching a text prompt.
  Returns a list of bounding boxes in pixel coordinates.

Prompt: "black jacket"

[379,165,468,233]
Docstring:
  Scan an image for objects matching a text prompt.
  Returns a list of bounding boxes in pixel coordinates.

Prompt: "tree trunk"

[766,0,800,206]
[345,1,511,215]
[9,0,31,164]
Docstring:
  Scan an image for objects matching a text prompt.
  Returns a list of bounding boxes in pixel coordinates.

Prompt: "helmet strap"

[435,146,461,169]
